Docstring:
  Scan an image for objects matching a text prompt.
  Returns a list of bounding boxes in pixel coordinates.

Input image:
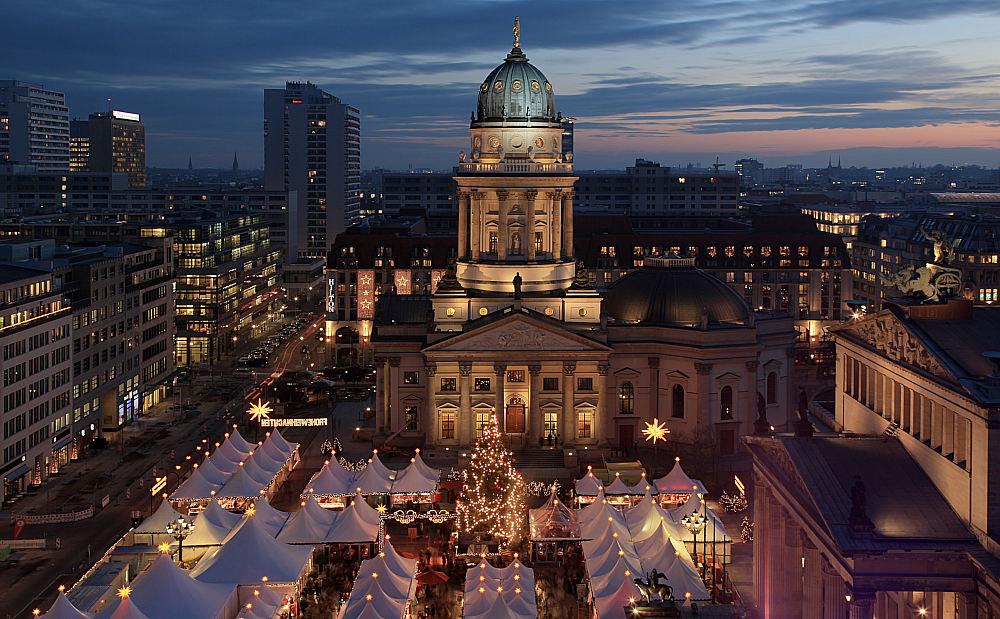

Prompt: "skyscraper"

[0,80,70,171]
[69,119,90,171]
[82,110,146,187]
[264,82,360,259]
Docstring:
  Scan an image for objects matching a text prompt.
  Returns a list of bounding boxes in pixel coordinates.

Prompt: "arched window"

[720,386,733,420]
[619,382,634,415]
[671,384,684,419]
[766,372,777,404]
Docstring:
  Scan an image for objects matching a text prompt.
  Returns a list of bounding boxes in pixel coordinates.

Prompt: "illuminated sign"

[357,270,374,319]
[151,476,167,496]
[394,269,412,295]
[734,475,745,496]
[112,110,141,121]
[260,417,328,427]
[327,276,337,313]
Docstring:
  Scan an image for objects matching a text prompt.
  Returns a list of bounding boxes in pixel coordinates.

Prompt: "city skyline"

[8,0,1000,170]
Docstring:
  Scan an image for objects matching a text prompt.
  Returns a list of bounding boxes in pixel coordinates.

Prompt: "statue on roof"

[919,225,956,266]
[881,227,963,304]
[513,16,520,48]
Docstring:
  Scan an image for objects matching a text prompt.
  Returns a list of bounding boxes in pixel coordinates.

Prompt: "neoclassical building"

[369,32,797,453]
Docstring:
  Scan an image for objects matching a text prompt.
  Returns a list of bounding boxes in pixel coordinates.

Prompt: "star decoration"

[117,585,132,599]
[376,504,388,513]
[245,504,256,518]
[642,418,670,444]
[248,399,273,423]
[157,542,171,553]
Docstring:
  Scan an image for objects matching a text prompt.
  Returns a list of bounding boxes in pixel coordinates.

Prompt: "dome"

[476,46,557,124]
[603,256,751,328]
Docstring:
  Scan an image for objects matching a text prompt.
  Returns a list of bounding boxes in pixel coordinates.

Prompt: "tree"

[456,414,526,543]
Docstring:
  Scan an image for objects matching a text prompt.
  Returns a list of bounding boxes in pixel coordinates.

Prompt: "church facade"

[369,33,797,453]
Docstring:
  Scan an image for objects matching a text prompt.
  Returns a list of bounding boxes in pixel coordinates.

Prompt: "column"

[745,359,759,427]
[423,362,436,441]
[459,361,473,445]
[388,357,400,433]
[695,362,714,437]
[802,539,823,619]
[784,517,804,617]
[562,362,576,446]
[529,365,542,445]
[457,191,469,259]
[374,356,387,433]
[551,191,562,259]
[752,481,770,616]
[471,191,484,260]
[496,191,508,260]
[822,559,848,619]
[597,362,610,445]
[648,357,660,420]
[785,345,796,430]
[848,592,875,619]
[562,190,574,259]
[603,362,616,446]
[765,500,787,617]
[494,362,507,431]
[959,591,979,619]
[525,191,537,261]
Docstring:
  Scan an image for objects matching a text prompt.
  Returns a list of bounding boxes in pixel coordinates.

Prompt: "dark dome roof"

[476,47,556,123]
[603,257,751,328]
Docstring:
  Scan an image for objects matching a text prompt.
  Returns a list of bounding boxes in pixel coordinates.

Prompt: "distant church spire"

[232,151,239,177]
[188,156,193,171]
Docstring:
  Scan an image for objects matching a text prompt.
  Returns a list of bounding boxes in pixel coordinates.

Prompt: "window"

[476,411,490,437]
[578,410,593,438]
[404,406,418,430]
[489,231,498,253]
[543,411,558,438]
[440,411,455,439]
[543,377,559,391]
[440,377,456,392]
[619,382,634,414]
[535,231,543,253]
[403,371,419,385]
[577,377,593,391]
[507,370,525,383]
[475,377,491,391]
[672,385,684,419]
[721,385,733,420]
[766,372,777,404]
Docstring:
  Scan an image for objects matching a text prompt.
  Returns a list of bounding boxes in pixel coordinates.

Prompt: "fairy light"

[455,413,526,543]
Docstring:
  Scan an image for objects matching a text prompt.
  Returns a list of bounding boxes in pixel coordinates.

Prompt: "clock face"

[473,136,481,148]
[534,137,544,149]
[511,136,523,148]
[488,136,500,149]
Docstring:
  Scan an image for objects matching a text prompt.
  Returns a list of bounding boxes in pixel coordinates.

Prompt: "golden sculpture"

[513,16,520,47]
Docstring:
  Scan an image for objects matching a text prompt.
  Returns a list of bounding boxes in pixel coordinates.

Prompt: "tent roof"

[239,458,277,486]
[276,496,337,544]
[591,575,641,619]
[574,471,604,496]
[374,539,419,582]
[42,591,93,619]
[249,448,285,475]
[529,490,577,526]
[668,493,732,542]
[409,450,439,481]
[209,449,243,475]
[327,503,379,543]
[603,475,632,496]
[354,452,395,494]
[134,500,190,534]
[632,533,707,599]
[128,553,237,619]
[389,459,438,494]
[216,467,267,499]
[576,488,611,523]
[186,502,241,547]
[263,429,296,456]
[213,440,250,467]
[303,462,354,497]
[101,597,151,619]
[225,429,256,455]
[244,499,289,538]
[654,460,707,495]
[191,518,313,585]
[196,456,231,487]
[169,468,220,500]
[628,473,658,495]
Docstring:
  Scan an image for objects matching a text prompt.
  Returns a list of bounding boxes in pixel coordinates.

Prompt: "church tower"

[453,18,578,294]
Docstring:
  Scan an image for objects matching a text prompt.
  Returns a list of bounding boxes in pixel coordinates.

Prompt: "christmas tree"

[456,413,526,543]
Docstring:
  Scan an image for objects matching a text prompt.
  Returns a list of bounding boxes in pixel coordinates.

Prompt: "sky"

[7,0,1000,171]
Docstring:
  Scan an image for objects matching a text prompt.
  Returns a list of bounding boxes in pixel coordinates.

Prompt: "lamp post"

[681,510,707,594]
[165,516,194,564]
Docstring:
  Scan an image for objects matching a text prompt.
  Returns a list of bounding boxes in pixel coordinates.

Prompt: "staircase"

[513,449,565,469]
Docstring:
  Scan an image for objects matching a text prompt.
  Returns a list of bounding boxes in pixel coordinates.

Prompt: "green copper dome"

[475,46,557,124]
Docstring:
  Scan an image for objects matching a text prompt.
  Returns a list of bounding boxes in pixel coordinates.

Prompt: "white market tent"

[302,458,355,497]
[576,488,612,524]
[209,448,244,476]
[574,468,604,497]
[41,590,93,619]
[236,585,286,619]
[628,472,658,496]
[185,500,244,548]
[462,558,537,619]
[169,467,221,501]
[194,456,231,487]
[389,457,438,494]
[339,539,417,619]
[632,529,708,599]
[127,553,238,619]
[407,449,439,482]
[624,490,687,542]
[603,473,633,496]
[244,499,290,538]
[191,517,313,586]
[240,457,279,487]
[529,488,579,540]
[261,430,298,462]
[353,451,395,495]
[225,428,257,455]
[667,493,732,543]
[654,459,708,497]
[215,467,268,500]
[590,574,641,619]
[326,494,381,544]
[98,596,151,619]
[276,495,337,545]
[134,500,191,536]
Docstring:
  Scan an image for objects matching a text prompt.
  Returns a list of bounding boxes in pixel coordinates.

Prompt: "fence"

[10,505,94,525]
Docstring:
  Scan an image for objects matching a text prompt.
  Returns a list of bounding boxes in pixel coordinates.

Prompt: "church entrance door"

[506,396,525,434]
[618,424,634,450]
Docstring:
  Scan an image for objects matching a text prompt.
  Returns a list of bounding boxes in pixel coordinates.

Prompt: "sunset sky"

[8,0,1000,170]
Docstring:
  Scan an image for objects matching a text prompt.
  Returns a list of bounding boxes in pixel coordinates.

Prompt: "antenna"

[713,157,725,174]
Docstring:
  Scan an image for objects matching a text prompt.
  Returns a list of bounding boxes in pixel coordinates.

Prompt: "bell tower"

[454,20,577,294]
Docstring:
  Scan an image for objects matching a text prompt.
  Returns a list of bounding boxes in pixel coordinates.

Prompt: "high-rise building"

[560,116,575,160]
[81,111,146,187]
[264,82,360,260]
[69,120,89,171]
[0,80,70,171]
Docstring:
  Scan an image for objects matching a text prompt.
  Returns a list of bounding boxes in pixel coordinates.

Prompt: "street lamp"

[681,510,708,593]
[165,516,195,564]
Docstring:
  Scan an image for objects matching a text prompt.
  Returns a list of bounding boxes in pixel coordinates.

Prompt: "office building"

[76,111,146,187]
[0,81,70,171]
[69,120,89,171]
[264,82,360,259]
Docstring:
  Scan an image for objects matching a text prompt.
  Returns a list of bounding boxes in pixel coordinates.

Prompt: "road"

[0,316,347,618]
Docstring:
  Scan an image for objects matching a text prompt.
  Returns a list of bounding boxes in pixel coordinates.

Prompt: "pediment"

[762,359,783,369]
[401,393,424,403]
[715,372,741,382]
[434,400,460,409]
[833,311,953,383]
[665,370,690,380]
[423,313,611,354]
[614,367,641,377]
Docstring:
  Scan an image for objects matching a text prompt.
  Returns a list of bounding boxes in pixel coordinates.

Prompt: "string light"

[456,413,526,543]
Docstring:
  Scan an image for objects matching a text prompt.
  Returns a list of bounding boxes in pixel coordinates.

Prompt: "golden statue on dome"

[513,16,520,47]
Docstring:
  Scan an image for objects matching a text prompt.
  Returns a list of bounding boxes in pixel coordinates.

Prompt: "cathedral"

[370,29,797,453]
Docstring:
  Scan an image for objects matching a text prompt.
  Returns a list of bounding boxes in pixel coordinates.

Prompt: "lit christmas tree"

[456,413,526,543]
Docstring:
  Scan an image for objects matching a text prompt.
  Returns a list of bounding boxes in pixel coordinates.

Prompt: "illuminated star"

[376,504,387,513]
[245,504,256,518]
[248,399,273,423]
[157,542,171,553]
[117,585,132,599]
[642,418,670,444]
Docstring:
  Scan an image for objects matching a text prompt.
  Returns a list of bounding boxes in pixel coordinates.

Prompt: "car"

[301,345,309,354]
[234,367,253,374]
[238,356,251,365]
[246,357,268,368]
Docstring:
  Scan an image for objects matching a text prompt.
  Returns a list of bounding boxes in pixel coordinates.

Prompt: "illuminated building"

[0,80,70,171]
[264,81,360,259]
[77,111,147,187]
[366,28,797,454]
[69,120,89,171]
